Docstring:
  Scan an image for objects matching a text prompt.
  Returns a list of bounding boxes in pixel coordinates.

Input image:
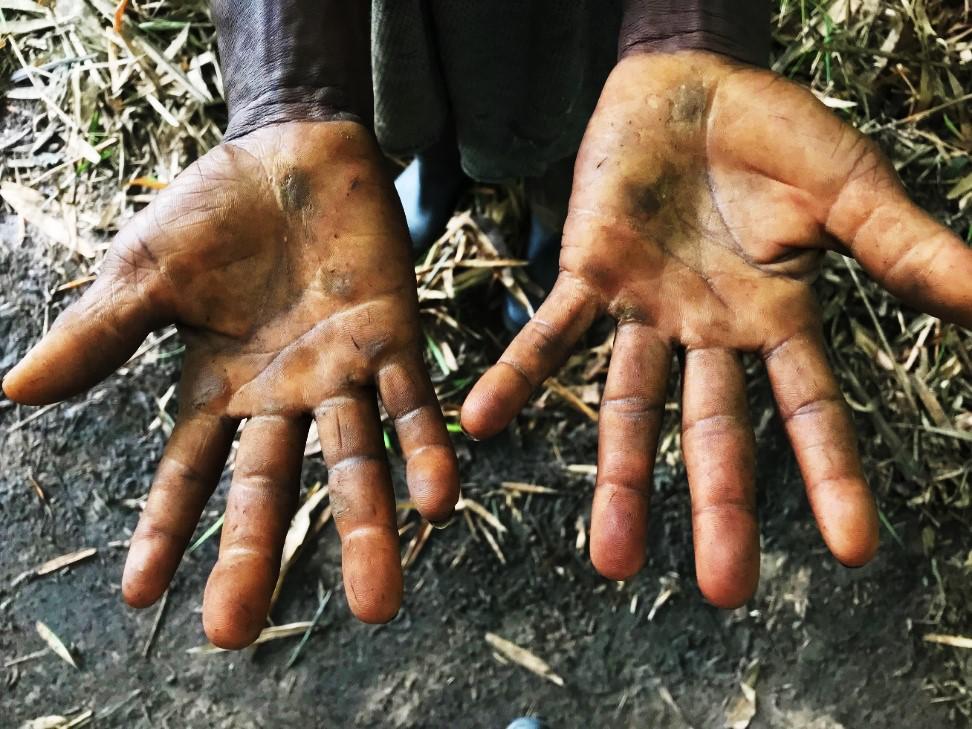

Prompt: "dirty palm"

[4,123,460,649]
[6,61,972,652]
[464,52,972,607]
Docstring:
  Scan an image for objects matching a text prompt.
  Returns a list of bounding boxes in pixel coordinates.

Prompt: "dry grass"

[772,4,971,713]
[1,0,971,717]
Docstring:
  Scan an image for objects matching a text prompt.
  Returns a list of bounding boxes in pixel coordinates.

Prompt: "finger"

[315,391,402,624]
[590,323,670,581]
[376,349,460,524]
[123,412,237,608]
[2,253,165,405]
[462,274,600,439]
[681,348,758,608]
[203,415,307,649]
[764,329,879,566]
[826,143,972,328]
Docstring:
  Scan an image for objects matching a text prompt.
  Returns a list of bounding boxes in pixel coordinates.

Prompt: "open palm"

[3,121,459,647]
[462,51,972,607]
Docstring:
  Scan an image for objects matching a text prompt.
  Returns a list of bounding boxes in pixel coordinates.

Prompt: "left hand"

[462,51,972,607]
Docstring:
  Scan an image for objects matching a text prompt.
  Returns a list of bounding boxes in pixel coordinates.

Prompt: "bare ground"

[2,224,969,729]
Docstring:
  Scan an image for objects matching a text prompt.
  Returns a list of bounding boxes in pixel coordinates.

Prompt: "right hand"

[3,121,459,648]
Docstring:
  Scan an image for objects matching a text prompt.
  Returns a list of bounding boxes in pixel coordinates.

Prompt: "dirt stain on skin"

[633,186,662,217]
[315,266,353,299]
[279,169,312,214]
[186,369,231,411]
[668,82,707,126]
[608,300,647,323]
[629,163,680,220]
[287,344,319,373]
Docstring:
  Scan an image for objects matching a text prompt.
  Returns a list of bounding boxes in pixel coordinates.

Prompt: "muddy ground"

[2,218,970,729]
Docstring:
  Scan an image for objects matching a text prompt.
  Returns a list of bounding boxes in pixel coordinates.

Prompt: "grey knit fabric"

[371,0,622,182]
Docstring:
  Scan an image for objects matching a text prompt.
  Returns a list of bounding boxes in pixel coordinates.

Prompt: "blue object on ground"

[506,717,545,729]
[394,134,466,252]
[503,212,562,332]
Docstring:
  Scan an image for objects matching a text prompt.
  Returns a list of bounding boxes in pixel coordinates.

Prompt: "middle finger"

[681,347,758,608]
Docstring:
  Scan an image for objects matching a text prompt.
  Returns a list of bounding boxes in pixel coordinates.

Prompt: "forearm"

[619,0,770,67]
[212,0,372,140]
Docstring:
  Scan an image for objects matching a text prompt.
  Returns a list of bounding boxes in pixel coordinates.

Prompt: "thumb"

[3,250,167,405]
[828,161,972,330]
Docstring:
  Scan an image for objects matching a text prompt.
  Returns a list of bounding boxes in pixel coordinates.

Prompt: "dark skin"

[2,121,459,648]
[5,49,970,646]
[462,50,972,607]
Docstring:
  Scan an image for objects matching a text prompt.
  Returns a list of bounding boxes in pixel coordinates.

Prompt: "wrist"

[223,86,362,141]
[619,0,770,68]
[612,49,738,89]
[212,0,372,141]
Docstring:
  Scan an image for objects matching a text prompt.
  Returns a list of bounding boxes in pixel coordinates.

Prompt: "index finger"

[461,274,599,439]
[763,328,879,567]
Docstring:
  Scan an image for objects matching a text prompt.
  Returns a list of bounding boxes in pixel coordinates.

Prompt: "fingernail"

[459,424,480,442]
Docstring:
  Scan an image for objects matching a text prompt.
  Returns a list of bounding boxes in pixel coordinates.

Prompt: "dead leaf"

[501,482,558,495]
[485,633,564,686]
[187,621,314,654]
[924,633,972,649]
[460,497,507,534]
[946,171,972,200]
[304,420,321,456]
[575,515,586,552]
[401,520,434,569]
[35,621,77,668]
[1,182,95,257]
[724,660,760,729]
[18,717,68,729]
[35,547,97,576]
[270,485,329,608]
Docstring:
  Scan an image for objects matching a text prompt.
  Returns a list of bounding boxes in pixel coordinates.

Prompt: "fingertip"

[591,548,645,582]
[699,586,753,610]
[406,445,460,524]
[2,322,80,406]
[121,543,168,609]
[204,615,263,651]
[461,365,531,440]
[458,423,481,442]
[832,529,879,568]
[348,591,402,625]
[689,509,759,611]
[696,565,758,610]
[122,578,162,609]
[122,586,157,609]
[2,361,45,405]
[458,400,493,441]
[458,390,499,442]
[589,482,650,581]
[342,529,403,624]
[202,557,274,650]
[813,479,880,568]
[1,373,19,402]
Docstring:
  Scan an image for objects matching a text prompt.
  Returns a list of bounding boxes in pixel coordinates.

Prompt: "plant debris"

[485,632,565,687]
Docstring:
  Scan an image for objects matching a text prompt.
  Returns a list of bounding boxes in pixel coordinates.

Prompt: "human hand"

[3,121,459,647]
[462,51,972,607]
